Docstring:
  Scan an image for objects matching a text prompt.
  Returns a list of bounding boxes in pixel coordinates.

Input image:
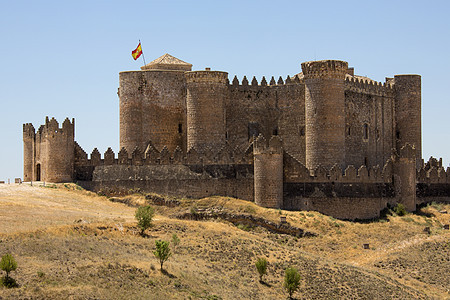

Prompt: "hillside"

[0,183,449,299]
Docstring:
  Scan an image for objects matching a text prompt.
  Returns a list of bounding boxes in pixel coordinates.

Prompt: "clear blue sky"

[1,0,449,181]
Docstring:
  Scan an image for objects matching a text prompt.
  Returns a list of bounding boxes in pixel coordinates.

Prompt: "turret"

[119,53,192,154]
[23,123,35,181]
[253,135,284,209]
[393,144,417,212]
[301,60,348,170]
[393,74,421,169]
[26,117,75,182]
[185,69,228,152]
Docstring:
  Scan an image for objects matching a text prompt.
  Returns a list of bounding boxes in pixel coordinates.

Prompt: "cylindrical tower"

[253,136,284,209]
[301,60,348,170]
[394,74,421,169]
[23,123,35,181]
[185,69,228,152]
[393,144,417,212]
[119,54,191,154]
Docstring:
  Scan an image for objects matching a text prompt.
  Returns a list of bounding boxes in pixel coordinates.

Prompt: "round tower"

[23,123,35,182]
[253,135,284,209]
[185,69,228,152]
[119,53,192,154]
[394,74,421,169]
[301,60,348,170]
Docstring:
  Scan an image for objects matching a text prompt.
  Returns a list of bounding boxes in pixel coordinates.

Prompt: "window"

[299,126,305,136]
[272,127,278,136]
[178,123,182,134]
[363,123,369,140]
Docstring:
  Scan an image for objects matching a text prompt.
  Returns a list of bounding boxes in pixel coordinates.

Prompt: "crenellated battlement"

[23,123,36,138]
[417,156,450,184]
[74,142,254,168]
[33,117,75,139]
[301,60,348,79]
[345,75,393,96]
[229,75,302,88]
[284,149,390,183]
[185,70,228,84]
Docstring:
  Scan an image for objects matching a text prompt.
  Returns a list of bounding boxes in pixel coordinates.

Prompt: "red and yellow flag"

[132,43,143,60]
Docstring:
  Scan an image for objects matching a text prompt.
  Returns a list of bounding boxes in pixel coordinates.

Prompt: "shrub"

[1,254,18,288]
[284,267,301,299]
[255,257,268,282]
[135,205,155,235]
[154,240,171,270]
[394,203,407,216]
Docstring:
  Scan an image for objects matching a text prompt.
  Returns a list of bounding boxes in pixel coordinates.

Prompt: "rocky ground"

[0,183,449,299]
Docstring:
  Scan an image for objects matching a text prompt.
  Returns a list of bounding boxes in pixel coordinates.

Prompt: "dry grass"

[0,183,448,299]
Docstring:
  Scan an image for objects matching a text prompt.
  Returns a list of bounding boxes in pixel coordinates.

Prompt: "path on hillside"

[0,183,136,234]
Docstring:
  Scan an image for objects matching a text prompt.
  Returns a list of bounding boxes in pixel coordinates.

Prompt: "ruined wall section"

[119,69,187,154]
[344,77,394,168]
[23,123,35,182]
[416,156,450,204]
[226,75,305,163]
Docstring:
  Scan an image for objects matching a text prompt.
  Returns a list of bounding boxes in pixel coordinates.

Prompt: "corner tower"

[393,74,421,168]
[301,60,348,170]
[185,69,228,152]
[23,123,35,182]
[119,54,192,154]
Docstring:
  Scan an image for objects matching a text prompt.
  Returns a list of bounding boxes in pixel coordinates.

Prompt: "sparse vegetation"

[154,240,171,271]
[394,203,407,216]
[171,233,180,253]
[284,267,301,299]
[255,257,268,282]
[135,205,154,235]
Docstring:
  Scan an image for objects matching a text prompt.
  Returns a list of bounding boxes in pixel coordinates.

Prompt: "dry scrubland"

[0,183,449,299]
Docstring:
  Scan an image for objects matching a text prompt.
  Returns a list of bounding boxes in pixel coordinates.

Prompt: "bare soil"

[0,183,448,299]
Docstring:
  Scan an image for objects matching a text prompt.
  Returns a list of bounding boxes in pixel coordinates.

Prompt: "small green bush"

[1,254,18,288]
[394,203,407,216]
[135,205,155,235]
[154,240,171,270]
[255,257,268,282]
[284,267,301,299]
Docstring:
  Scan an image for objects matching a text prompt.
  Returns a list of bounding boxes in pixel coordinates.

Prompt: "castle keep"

[23,54,450,219]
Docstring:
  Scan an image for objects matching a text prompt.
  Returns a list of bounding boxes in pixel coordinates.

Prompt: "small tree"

[255,257,268,282]
[1,254,17,281]
[171,233,180,253]
[284,267,301,299]
[135,205,154,235]
[154,240,171,270]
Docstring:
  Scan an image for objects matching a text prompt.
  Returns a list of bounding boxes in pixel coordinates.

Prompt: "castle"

[23,54,450,220]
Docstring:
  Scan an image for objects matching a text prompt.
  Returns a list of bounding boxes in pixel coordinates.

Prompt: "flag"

[132,43,143,60]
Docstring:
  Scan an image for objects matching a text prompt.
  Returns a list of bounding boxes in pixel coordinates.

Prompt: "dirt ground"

[0,183,448,299]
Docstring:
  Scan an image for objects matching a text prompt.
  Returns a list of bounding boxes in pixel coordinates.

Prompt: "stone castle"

[23,54,450,219]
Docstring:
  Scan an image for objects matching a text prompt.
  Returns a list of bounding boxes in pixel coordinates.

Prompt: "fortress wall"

[344,77,394,168]
[119,70,187,153]
[226,76,305,162]
[77,164,254,201]
[416,157,450,204]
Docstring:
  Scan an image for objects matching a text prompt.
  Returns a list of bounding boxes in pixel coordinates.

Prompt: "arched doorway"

[36,164,41,181]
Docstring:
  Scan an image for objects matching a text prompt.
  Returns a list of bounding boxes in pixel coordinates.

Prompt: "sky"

[1,0,449,181]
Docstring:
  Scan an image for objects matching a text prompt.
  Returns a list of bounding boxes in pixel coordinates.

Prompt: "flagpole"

[139,39,147,66]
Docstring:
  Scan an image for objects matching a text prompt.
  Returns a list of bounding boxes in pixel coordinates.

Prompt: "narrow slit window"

[178,123,182,134]
[363,123,369,140]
